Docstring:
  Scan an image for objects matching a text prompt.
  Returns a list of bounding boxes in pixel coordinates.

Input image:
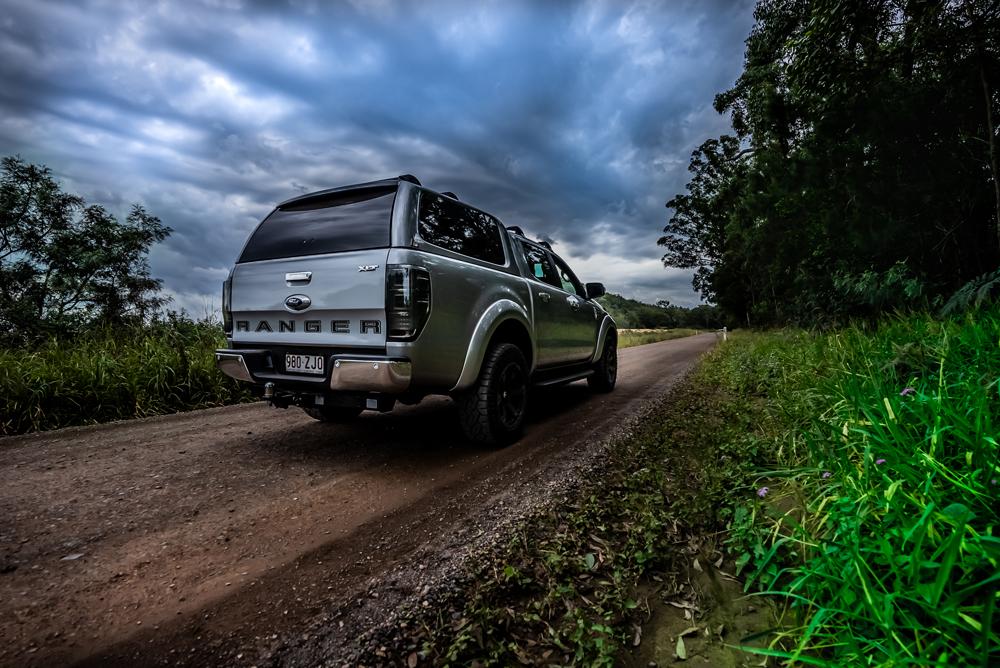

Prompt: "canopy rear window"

[238,186,396,263]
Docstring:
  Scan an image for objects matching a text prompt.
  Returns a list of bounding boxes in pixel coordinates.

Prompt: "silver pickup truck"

[216,175,617,444]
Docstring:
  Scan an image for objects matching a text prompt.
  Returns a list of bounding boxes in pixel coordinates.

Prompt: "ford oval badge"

[284,294,311,311]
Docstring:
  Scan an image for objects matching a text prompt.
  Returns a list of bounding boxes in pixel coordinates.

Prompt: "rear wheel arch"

[451,301,533,391]
[487,318,533,371]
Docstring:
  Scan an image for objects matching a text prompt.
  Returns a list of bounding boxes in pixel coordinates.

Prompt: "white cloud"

[563,251,697,305]
[138,118,204,145]
[425,2,508,59]
[178,70,296,125]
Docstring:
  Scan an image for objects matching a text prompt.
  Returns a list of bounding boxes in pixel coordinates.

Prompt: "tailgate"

[230,249,390,349]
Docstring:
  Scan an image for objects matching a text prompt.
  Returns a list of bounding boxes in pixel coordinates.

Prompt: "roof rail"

[398,174,421,186]
[441,191,458,199]
[506,226,525,236]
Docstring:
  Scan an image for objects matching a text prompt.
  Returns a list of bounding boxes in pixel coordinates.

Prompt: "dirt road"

[0,334,715,667]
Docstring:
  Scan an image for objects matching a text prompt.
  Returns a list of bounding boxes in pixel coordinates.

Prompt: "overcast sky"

[0,0,753,314]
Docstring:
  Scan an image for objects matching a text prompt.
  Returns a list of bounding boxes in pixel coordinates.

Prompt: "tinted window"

[551,254,584,296]
[418,193,505,265]
[518,240,560,288]
[239,187,395,263]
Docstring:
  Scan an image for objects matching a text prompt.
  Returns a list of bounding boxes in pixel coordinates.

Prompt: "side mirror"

[585,282,606,299]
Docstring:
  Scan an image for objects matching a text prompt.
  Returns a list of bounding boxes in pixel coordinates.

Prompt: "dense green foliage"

[0,316,252,436]
[596,292,723,329]
[661,1,1000,325]
[716,315,999,665]
[1,156,172,345]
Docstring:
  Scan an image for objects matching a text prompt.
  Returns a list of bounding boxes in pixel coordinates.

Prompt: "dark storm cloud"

[0,0,754,309]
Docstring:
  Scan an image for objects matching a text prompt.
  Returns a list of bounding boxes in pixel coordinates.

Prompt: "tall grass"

[618,328,701,348]
[714,313,1000,665]
[0,319,252,436]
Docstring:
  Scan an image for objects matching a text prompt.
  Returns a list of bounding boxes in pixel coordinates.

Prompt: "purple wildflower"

[757,487,769,498]
[992,478,998,486]
[822,471,832,479]
[875,458,887,465]
[900,387,916,397]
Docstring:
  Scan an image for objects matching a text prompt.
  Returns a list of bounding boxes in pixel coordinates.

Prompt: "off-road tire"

[588,333,617,392]
[302,405,364,422]
[457,342,528,445]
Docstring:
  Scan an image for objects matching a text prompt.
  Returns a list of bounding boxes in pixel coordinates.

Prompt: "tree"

[661,0,1000,325]
[0,156,172,343]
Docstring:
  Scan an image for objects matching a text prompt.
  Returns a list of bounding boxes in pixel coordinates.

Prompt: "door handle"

[567,296,581,310]
[537,292,551,303]
[285,271,312,284]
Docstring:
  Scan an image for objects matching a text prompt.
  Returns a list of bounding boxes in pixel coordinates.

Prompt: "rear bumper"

[214,349,411,393]
[216,350,256,382]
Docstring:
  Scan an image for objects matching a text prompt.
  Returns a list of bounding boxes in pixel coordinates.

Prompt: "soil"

[0,333,716,667]
[623,555,778,668]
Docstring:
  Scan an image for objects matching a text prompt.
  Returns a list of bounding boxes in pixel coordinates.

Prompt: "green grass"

[618,328,701,348]
[390,311,998,666]
[713,314,1000,665]
[0,318,252,436]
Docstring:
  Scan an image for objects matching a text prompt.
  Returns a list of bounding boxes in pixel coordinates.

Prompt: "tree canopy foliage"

[661,0,1000,325]
[0,156,171,343]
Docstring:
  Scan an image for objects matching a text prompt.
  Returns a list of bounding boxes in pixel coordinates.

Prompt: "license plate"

[284,353,325,375]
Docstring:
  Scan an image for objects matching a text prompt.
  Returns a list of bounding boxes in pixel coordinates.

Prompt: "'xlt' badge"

[358,264,379,272]
[284,294,311,311]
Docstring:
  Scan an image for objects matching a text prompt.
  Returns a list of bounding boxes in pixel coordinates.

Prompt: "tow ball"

[263,382,291,408]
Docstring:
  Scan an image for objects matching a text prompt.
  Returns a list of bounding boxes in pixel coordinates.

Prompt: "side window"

[418,193,505,265]
[517,240,560,288]
[550,254,584,296]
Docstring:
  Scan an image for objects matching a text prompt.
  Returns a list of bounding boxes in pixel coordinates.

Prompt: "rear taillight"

[222,277,232,334]
[386,265,431,340]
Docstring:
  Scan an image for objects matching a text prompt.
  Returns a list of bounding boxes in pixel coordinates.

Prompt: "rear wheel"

[588,333,617,392]
[457,342,528,445]
[302,405,363,422]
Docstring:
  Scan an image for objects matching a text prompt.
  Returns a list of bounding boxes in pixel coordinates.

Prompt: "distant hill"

[595,293,723,329]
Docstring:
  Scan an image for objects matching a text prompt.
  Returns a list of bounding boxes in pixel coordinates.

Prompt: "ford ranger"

[215,175,617,444]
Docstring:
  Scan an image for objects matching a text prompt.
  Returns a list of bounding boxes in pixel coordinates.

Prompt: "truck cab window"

[418,193,505,265]
[550,254,584,296]
[518,240,560,288]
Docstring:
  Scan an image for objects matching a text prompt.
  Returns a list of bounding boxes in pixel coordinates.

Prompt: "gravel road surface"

[0,333,716,667]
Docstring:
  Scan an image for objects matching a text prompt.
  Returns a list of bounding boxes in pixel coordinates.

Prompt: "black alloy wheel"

[495,358,528,431]
[457,342,529,445]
